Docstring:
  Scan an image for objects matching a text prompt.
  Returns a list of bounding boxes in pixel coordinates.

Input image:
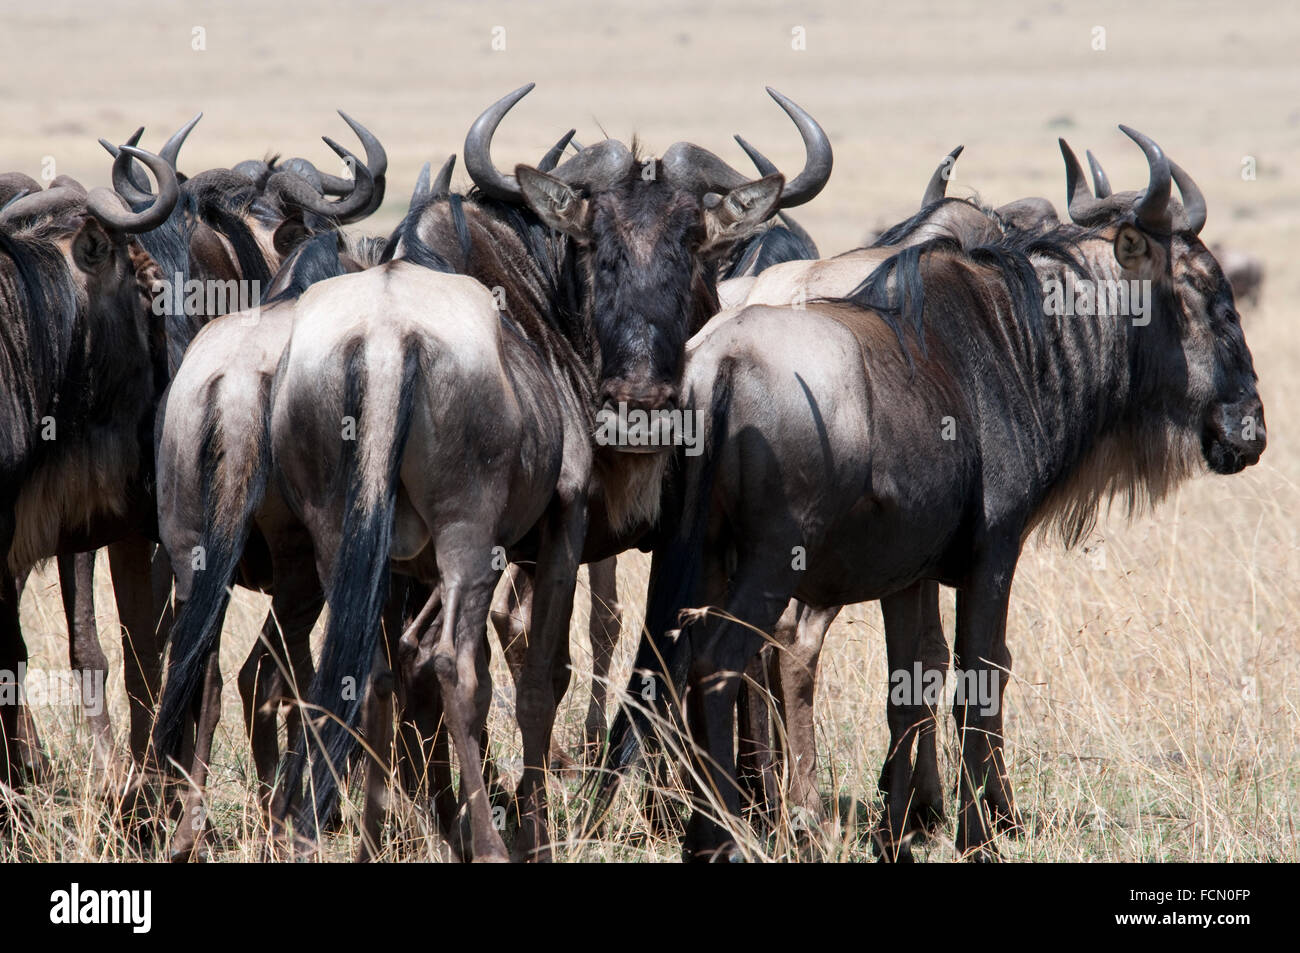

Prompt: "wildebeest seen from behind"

[257,83,829,861]
[44,114,387,781]
[0,147,180,791]
[612,126,1264,861]
[139,142,390,859]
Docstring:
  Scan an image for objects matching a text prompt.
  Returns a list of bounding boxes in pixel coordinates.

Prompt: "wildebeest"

[653,146,1066,852]
[31,114,388,786]
[611,126,1265,861]
[239,83,829,862]
[1,146,180,792]
[134,137,394,858]
[486,135,826,773]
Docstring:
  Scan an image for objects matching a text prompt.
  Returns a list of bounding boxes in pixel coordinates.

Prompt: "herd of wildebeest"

[0,85,1268,862]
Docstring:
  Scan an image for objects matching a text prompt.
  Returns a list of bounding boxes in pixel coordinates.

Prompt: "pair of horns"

[465,83,832,210]
[1061,127,1206,234]
[741,130,964,217]
[258,113,387,223]
[99,113,202,199]
[408,129,573,207]
[2,146,179,233]
[278,112,388,220]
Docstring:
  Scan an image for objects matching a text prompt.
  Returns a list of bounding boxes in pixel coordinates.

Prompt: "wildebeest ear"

[1113,224,1150,272]
[273,211,310,257]
[71,218,115,273]
[515,165,590,239]
[701,173,784,253]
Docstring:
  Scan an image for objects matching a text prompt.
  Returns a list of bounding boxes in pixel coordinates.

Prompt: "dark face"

[71,220,167,410]
[584,177,705,412]
[1170,234,1266,474]
[517,163,783,435]
[1114,221,1265,476]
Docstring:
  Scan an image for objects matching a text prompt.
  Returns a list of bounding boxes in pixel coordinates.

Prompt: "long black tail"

[285,339,421,839]
[153,380,271,762]
[596,357,737,801]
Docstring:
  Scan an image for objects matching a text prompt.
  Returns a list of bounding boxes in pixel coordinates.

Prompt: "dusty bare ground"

[3,0,1297,860]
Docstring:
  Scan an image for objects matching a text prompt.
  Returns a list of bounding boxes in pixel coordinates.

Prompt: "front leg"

[1,567,31,793]
[952,549,1019,860]
[583,556,622,762]
[59,552,113,775]
[108,536,170,766]
[513,495,586,862]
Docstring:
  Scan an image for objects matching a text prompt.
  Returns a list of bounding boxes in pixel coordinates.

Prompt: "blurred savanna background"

[2,0,1297,860]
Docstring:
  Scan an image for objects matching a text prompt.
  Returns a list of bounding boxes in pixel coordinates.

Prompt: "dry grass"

[3,0,1298,861]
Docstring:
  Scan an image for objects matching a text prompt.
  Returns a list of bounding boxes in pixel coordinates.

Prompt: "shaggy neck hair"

[0,224,80,471]
[841,221,1202,548]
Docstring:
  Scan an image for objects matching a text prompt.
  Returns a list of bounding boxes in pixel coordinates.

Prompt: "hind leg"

[169,651,223,862]
[907,580,948,837]
[490,563,531,689]
[420,546,505,862]
[772,601,839,835]
[357,640,397,862]
[736,646,778,826]
[240,545,323,817]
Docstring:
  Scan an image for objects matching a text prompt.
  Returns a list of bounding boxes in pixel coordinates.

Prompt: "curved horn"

[763,87,833,208]
[111,147,158,207]
[100,127,151,197]
[337,111,387,180]
[921,144,964,208]
[1085,149,1112,198]
[1119,125,1171,231]
[160,112,202,169]
[0,186,84,223]
[86,145,179,233]
[464,83,535,203]
[314,114,387,204]
[265,137,374,222]
[1169,159,1206,235]
[733,134,778,177]
[430,154,455,199]
[538,130,576,173]
[568,137,584,154]
[1060,138,1107,225]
